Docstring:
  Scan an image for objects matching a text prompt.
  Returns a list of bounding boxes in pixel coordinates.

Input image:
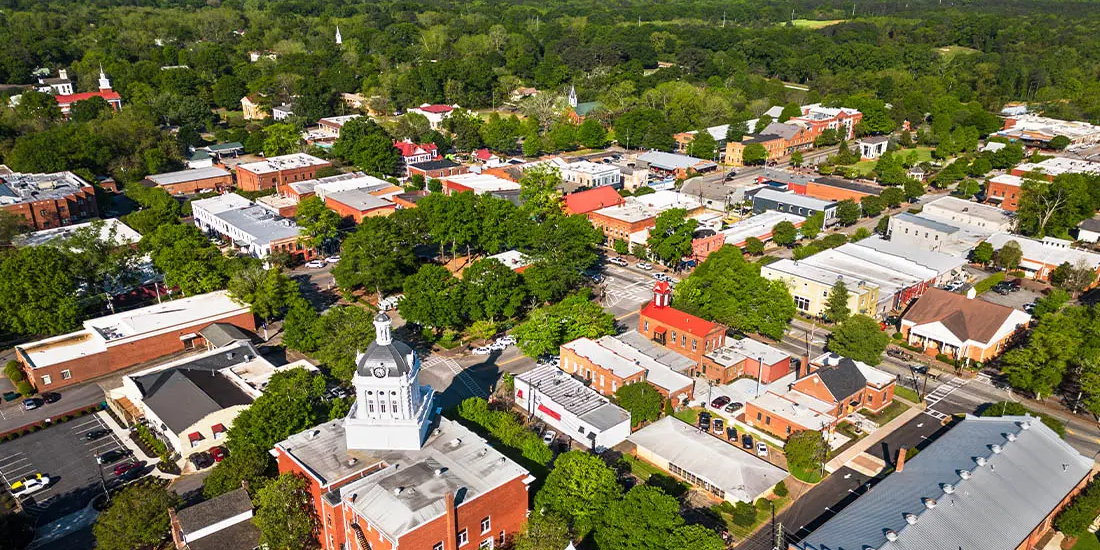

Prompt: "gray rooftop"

[614,330,697,374]
[638,150,710,171]
[325,188,393,212]
[517,365,630,431]
[216,204,302,244]
[627,416,787,503]
[198,322,252,349]
[893,212,960,234]
[275,417,529,540]
[680,179,736,202]
[146,166,230,186]
[0,171,91,205]
[176,488,253,532]
[753,188,837,211]
[798,415,1093,550]
[761,168,817,187]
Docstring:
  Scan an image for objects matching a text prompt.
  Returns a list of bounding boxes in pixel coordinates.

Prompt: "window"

[786,426,792,435]
[481,517,491,533]
[480,538,493,549]
[671,330,677,342]
[765,416,771,425]
[794,296,811,312]
[611,381,617,391]
[60,369,71,380]
[459,529,469,546]
[434,543,444,550]
[756,412,762,421]
[692,339,697,351]
[41,374,52,386]
[499,532,506,545]
[644,320,649,331]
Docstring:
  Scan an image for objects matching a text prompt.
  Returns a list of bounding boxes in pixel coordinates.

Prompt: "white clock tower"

[344,313,436,451]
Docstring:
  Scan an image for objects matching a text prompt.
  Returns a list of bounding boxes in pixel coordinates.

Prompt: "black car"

[741,434,753,450]
[189,452,214,470]
[698,412,712,431]
[84,428,111,442]
[41,392,61,404]
[117,465,144,483]
[726,426,738,441]
[96,449,130,465]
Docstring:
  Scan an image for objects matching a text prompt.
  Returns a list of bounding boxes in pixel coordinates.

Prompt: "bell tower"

[652,280,672,308]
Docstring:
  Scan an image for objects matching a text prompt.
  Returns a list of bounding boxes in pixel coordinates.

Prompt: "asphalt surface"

[0,385,105,436]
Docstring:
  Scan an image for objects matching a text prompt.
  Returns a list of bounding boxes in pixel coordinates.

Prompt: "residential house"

[393,140,439,172]
[0,171,98,230]
[144,167,233,196]
[273,314,532,550]
[169,488,260,550]
[900,288,1031,363]
[235,153,332,193]
[272,103,295,121]
[240,95,267,121]
[514,366,631,451]
[407,103,458,129]
[984,232,1100,285]
[1076,217,1100,243]
[795,415,1093,550]
[35,69,73,95]
[15,291,255,391]
[304,115,362,145]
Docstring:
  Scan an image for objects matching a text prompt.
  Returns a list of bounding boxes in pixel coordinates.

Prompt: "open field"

[844,146,934,175]
[789,19,845,28]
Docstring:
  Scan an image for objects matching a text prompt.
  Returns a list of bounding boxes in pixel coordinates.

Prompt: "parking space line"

[69,417,101,430]
[0,453,27,466]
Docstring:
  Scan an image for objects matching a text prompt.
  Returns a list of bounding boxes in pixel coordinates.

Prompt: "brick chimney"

[896,447,907,473]
[799,355,810,378]
[444,491,458,550]
[168,508,184,549]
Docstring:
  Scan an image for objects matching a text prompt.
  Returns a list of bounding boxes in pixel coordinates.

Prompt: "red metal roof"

[563,186,624,215]
[416,104,454,114]
[54,90,122,105]
[473,148,495,161]
[640,302,719,337]
[188,432,203,441]
[393,140,437,158]
[211,423,226,433]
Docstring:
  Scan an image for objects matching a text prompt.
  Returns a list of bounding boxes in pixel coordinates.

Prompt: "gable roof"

[54,90,122,105]
[393,140,437,158]
[811,355,867,401]
[131,346,256,434]
[177,488,254,531]
[901,288,1021,344]
[563,186,624,215]
[198,322,252,349]
[639,302,721,337]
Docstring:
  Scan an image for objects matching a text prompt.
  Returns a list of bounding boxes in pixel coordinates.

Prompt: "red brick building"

[144,167,233,196]
[700,337,792,385]
[273,315,532,550]
[235,153,331,193]
[690,229,726,262]
[638,282,727,367]
[985,174,1024,211]
[407,159,468,180]
[324,188,397,223]
[802,177,883,204]
[15,291,254,391]
[0,171,99,230]
[563,185,625,215]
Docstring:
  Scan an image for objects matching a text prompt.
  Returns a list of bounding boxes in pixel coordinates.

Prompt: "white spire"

[335,25,342,45]
[568,84,577,108]
[374,313,391,345]
[97,65,111,91]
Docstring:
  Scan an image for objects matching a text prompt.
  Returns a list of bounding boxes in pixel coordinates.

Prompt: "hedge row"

[973,272,1006,294]
[4,360,33,397]
[1055,478,1100,537]
[457,397,553,466]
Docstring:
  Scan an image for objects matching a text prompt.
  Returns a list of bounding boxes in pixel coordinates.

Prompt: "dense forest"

[2,0,1100,181]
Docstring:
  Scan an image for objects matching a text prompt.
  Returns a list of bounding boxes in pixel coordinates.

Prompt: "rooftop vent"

[942,483,956,494]
[1020,420,1031,430]
[347,458,358,467]
[449,438,462,447]
[307,429,321,440]
[885,531,899,542]
[1006,432,1017,442]
[958,469,972,480]
[349,493,357,502]
[924,498,937,510]
[434,468,446,477]
[905,514,919,525]
[991,444,1003,454]
[393,487,403,496]
[975,456,987,467]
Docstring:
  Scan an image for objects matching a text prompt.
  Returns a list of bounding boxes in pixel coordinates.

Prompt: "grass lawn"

[1074,534,1100,550]
[861,401,911,426]
[789,463,825,484]
[789,19,845,29]
[620,454,664,483]
[842,146,934,175]
[895,385,920,403]
[935,45,980,59]
[719,494,793,539]
[674,407,701,425]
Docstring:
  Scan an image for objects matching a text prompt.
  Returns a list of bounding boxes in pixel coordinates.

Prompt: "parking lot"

[977,284,1042,310]
[0,413,139,526]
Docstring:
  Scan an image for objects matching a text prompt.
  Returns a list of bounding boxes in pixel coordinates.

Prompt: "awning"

[179,333,198,340]
[188,432,203,441]
[1019,260,1044,271]
[211,424,226,434]
[654,327,667,335]
[537,404,561,421]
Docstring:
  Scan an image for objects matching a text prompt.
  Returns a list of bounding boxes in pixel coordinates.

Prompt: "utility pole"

[722,11,727,27]
[773,514,784,550]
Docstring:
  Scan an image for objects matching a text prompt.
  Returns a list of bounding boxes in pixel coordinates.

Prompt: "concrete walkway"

[824,404,923,473]
[96,411,175,480]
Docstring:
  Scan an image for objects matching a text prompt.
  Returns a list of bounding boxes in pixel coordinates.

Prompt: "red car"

[210,446,228,463]
[114,461,138,476]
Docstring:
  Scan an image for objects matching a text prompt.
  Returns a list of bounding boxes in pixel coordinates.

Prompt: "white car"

[472,346,492,355]
[10,474,50,497]
[305,259,326,268]
[756,442,769,457]
[489,342,507,351]
[636,262,652,270]
[496,335,516,346]
[325,255,341,264]
[608,257,628,267]
[542,430,557,445]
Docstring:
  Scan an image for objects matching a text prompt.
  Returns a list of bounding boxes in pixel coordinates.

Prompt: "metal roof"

[753,188,837,211]
[146,166,230,186]
[798,415,1092,550]
[892,212,960,234]
[516,365,629,430]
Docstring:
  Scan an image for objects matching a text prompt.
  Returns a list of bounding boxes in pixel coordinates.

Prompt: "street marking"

[923,377,968,420]
[423,355,487,398]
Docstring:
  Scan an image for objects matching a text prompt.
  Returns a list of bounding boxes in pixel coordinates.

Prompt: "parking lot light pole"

[97,463,110,504]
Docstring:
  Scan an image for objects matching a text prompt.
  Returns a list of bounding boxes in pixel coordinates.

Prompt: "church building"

[273,314,534,550]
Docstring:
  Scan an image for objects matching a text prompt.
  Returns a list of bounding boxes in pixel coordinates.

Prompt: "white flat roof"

[721,211,805,245]
[986,232,1100,269]
[443,173,521,194]
[486,250,532,271]
[627,417,787,503]
[146,166,230,186]
[562,338,645,379]
[237,153,329,175]
[191,192,252,214]
[16,218,142,248]
[1014,157,1100,177]
[708,337,791,367]
[751,391,832,431]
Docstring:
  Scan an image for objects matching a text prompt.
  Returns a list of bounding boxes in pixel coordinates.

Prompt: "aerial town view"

[2,0,1100,549]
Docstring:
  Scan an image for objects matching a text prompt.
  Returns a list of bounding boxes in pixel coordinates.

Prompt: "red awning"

[538,404,561,421]
[653,326,667,334]
[211,424,226,434]
[188,432,203,441]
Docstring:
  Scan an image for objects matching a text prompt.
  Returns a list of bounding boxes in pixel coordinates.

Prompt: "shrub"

[457,397,553,465]
[892,332,903,340]
[980,401,1066,438]
[15,380,33,397]
[731,501,758,526]
[773,481,789,497]
[4,361,21,380]
[935,353,953,363]
[973,272,1005,294]
[756,498,771,511]
[1055,479,1100,537]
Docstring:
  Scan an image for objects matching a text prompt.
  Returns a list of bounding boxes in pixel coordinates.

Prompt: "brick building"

[273,315,532,550]
[235,153,331,193]
[562,185,625,215]
[638,282,727,367]
[985,174,1024,211]
[324,188,397,223]
[587,192,705,245]
[15,291,255,391]
[0,171,98,230]
[559,331,695,404]
[788,104,862,141]
[900,287,1032,364]
[144,167,233,196]
[801,177,882,203]
[407,159,469,180]
[701,337,792,385]
[439,173,521,196]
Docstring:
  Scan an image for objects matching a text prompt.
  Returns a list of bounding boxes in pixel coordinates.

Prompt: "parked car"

[325,255,341,264]
[726,426,738,442]
[117,466,144,483]
[305,259,326,268]
[472,346,492,355]
[588,273,603,283]
[698,412,712,431]
[189,452,214,470]
[741,434,753,450]
[496,335,516,346]
[542,430,557,446]
[636,262,652,270]
[712,418,725,435]
[114,461,139,476]
[96,449,130,465]
[210,446,228,463]
[608,257,628,267]
[21,399,39,411]
[83,428,111,442]
[724,402,744,413]
[9,474,50,497]
[756,441,769,457]
[489,342,507,351]
[41,392,60,404]
[710,396,731,408]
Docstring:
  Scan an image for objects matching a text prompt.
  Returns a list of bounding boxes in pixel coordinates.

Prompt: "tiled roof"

[563,186,624,214]
[901,288,1020,344]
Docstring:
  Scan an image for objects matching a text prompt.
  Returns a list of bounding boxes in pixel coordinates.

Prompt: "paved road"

[0,384,105,436]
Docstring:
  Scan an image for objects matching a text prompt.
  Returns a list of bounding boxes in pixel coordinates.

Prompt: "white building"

[547,158,620,188]
[514,365,631,451]
[191,193,306,260]
[406,104,458,130]
[857,136,889,160]
[998,115,1100,148]
[888,197,1013,255]
[15,218,142,248]
[1012,156,1100,178]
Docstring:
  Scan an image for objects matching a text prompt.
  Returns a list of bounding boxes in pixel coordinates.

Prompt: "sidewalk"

[96,410,174,480]
[824,403,923,473]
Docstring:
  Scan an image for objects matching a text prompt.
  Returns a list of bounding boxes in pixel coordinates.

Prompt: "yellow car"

[9,473,50,497]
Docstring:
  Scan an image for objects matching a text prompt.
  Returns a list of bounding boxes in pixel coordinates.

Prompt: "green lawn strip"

[894,385,920,403]
[860,400,910,426]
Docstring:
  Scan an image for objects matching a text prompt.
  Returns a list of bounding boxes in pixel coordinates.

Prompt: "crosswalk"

[601,278,653,308]
[422,355,488,398]
[923,377,969,420]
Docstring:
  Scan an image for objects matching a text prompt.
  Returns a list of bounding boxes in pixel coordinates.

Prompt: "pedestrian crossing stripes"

[923,376,968,421]
[422,355,488,398]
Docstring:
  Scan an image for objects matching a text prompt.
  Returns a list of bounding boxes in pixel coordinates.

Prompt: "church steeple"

[98,65,112,91]
[568,84,578,108]
[335,25,342,45]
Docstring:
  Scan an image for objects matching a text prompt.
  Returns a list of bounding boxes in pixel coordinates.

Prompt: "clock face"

[373,366,388,378]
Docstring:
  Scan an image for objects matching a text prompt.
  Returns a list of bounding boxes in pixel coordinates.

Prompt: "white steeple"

[98,65,111,91]
[568,84,578,108]
[335,25,342,45]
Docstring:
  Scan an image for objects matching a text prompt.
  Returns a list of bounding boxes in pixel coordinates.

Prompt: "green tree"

[333,118,401,175]
[514,291,615,357]
[203,449,273,498]
[876,215,891,235]
[825,281,851,322]
[334,213,419,296]
[462,258,527,321]
[903,178,925,200]
[779,102,802,123]
[801,212,824,240]
[1032,288,1070,318]
[519,164,563,220]
[0,246,83,337]
[647,208,699,267]
[743,237,765,256]
[614,383,663,427]
[828,315,889,365]
[142,224,231,294]
[595,485,683,550]
[881,187,905,208]
[836,199,861,225]
[534,451,621,537]
[772,221,797,246]
[70,96,112,123]
[15,90,62,123]
[980,401,1065,437]
[577,119,608,149]
[227,369,327,455]
[726,114,750,142]
[93,484,179,550]
[480,113,522,152]
[753,114,774,134]
[613,239,630,255]
[967,157,992,177]
[213,75,248,110]
[687,129,717,160]
[860,196,885,218]
[851,227,872,241]
[295,196,342,248]
[1049,135,1071,151]
[790,150,805,167]
[227,266,300,322]
[515,513,573,550]
[970,241,994,265]
[784,430,827,475]
[253,474,318,550]
[263,123,301,156]
[313,306,378,381]
[523,261,582,304]
[398,264,465,330]
[742,143,768,165]
[995,240,1023,270]
[282,298,321,353]
[442,108,484,151]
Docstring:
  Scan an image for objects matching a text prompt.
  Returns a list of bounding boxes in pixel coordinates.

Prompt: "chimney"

[58,68,68,80]
[444,491,458,550]
[168,508,185,549]
[240,479,249,493]
[966,287,976,300]
[896,447,907,472]
[799,355,809,378]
